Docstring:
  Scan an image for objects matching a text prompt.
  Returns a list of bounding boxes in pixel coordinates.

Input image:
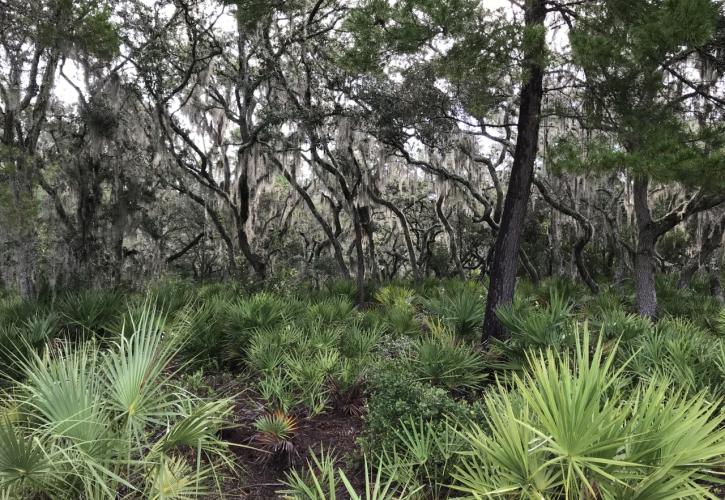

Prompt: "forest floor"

[207,373,365,499]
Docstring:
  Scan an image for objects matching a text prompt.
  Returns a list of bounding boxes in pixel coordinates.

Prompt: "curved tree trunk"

[677,216,724,289]
[274,158,350,279]
[534,178,599,294]
[483,0,547,342]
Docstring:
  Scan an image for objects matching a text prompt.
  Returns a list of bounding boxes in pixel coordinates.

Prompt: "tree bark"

[709,255,724,305]
[633,175,658,318]
[482,0,547,342]
[352,206,366,305]
[274,158,351,279]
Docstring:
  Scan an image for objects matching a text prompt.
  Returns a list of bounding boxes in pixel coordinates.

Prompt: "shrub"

[361,360,478,456]
[656,274,721,328]
[253,410,298,461]
[451,328,725,498]
[379,302,420,337]
[378,418,465,498]
[320,279,359,303]
[338,322,383,360]
[375,285,416,307]
[493,290,574,367]
[279,447,418,500]
[420,282,485,340]
[594,307,653,341]
[0,302,233,498]
[59,289,125,337]
[306,296,356,326]
[0,311,60,381]
[223,292,291,363]
[715,306,725,336]
[408,332,487,391]
[147,278,196,316]
[175,296,231,367]
[622,318,723,395]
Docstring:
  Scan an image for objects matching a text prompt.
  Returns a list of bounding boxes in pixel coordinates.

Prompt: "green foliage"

[595,307,653,341]
[378,418,464,498]
[361,360,479,456]
[378,301,420,337]
[452,327,725,498]
[306,296,355,326]
[1,279,723,497]
[565,0,725,188]
[408,331,487,391]
[320,279,359,303]
[60,289,125,337]
[224,292,292,363]
[279,447,418,500]
[0,302,233,498]
[254,410,298,458]
[622,317,724,396]
[421,281,485,340]
[375,284,416,307]
[494,290,574,366]
[655,275,722,328]
[716,307,725,336]
[176,296,231,367]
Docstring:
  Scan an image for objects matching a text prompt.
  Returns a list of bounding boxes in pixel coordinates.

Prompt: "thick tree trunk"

[633,175,658,318]
[359,206,381,283]
[483,0,547,342]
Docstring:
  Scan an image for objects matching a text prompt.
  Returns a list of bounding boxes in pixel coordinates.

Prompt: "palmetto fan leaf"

[0,421,57,491]
[154,400,233,467]
[19,342,109,448]
[145,455,209,500]
[103,301,182,438]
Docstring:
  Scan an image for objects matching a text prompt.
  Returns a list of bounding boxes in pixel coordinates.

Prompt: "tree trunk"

[534,178,599,294]
[276,159,350,279]
[352,206,366,305]
[482,0,547,342]
[633,175,658,318]
[359,206,381,283]
[710,267,724,304]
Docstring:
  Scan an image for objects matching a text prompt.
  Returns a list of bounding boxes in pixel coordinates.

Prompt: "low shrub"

[360,360,481,456]
[408,331,487,391]
[452,328,725,498]
[420,281,485,340]
[0,303,233,498]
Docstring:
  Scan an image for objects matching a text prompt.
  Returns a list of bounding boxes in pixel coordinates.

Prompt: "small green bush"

[594,307,653,341]
[408,332,487,391]
[420,281,485,340]
[361,360,480,456]
[451,328,725,499]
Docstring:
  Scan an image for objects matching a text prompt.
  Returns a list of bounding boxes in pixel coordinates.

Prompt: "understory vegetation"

[1,277,724,498]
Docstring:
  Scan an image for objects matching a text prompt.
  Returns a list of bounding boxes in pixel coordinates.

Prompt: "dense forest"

[1,0,725,498]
